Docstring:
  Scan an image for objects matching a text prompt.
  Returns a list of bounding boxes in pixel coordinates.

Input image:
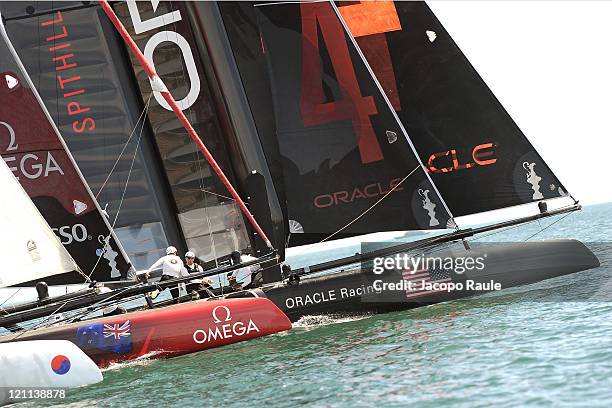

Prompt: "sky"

[429,1,612,206]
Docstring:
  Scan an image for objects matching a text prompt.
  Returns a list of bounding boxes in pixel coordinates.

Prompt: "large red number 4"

[300,2,383,164]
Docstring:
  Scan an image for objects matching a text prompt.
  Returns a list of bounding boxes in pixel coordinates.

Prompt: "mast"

[98,0,273,250]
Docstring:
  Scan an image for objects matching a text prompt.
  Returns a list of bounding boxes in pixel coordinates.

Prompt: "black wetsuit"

[160,274,180,301]
[185,263,213,297]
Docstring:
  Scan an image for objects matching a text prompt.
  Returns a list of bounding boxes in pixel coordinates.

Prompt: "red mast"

[98,0,273,249]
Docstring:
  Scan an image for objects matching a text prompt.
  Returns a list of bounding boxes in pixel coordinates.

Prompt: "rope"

[319,165,420,243]
[0,288,22,309]
[87,96,151,279]
[199,189,234,201]
[95,94,153,199]
[524,211,574,242]
[11,285,138,335]
[11,299,72,340]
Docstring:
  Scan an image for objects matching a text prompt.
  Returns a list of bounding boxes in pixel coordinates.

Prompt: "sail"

[0,2,182,270]
[0,14,134,284]
[336,1,569,216]
[219,1,452,246]
[0,157,79,288]
[106,0,273,259]
[173,1,290,258]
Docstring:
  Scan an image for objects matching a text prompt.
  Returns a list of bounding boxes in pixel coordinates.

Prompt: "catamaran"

[0,0,600,366]
[0,7,290,367]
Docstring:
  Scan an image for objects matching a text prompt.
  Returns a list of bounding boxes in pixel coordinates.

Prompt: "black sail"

[221,1,452,246]
[109,0,269,259]
[1,1,272,266]
[338,1,569,216]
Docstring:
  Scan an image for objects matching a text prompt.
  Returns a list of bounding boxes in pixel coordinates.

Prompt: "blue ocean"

[11,202,612,407]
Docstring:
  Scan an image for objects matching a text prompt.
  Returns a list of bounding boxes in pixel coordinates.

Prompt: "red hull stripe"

[7,298,291,368]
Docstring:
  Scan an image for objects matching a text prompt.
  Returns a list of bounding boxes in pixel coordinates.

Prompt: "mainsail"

[0,1,182,270]
[109,0,268,260]
[234,1,453,246]
[0,14,133,284]
[335,1,569,216]
[0,1,286,267]
[217,1,573,247]
[0,158,79,288]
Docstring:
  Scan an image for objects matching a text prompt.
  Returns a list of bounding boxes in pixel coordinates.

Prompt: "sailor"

[228,250,260,290]
[184,251,203,274]
[146,246,188,302]
[184,251,213,297]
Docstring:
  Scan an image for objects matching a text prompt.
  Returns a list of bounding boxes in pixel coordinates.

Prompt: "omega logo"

[212,305,231,323]
[192,305,259,344]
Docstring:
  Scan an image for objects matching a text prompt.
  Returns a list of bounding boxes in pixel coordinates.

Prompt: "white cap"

[185,251,195,258]
[166,246,177,255]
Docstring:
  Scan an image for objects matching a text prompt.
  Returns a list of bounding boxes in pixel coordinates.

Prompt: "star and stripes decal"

[402,266,452,300]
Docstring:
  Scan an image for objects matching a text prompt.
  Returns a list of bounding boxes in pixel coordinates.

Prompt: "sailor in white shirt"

[147,246,188,302]
[228,251,260,289]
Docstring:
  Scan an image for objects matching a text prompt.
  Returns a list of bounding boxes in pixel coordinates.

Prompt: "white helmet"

[166,246,177,255]
[185,251,195,258]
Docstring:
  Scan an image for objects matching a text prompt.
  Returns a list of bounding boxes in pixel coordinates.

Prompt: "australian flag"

[75,320,133,353]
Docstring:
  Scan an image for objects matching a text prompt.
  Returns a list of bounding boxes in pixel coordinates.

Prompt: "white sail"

[0,158,79,288]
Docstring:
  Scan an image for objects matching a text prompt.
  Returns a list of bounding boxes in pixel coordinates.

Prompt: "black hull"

[257,240,599,322]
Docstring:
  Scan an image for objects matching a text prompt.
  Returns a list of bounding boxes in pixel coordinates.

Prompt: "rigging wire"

[523,211,574,242]
[11,299,73,341]
[95,94,153,199]
[199,188,234,202]
[195,138,222,290]
[0,288,23,309]
[10,285,138,335]
[87,95,151,279]
[319,165,420,243]
[53,287,144,327]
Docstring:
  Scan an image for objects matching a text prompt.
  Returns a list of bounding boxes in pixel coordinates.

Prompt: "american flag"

[402,266,452,300]
[103,320,131,340]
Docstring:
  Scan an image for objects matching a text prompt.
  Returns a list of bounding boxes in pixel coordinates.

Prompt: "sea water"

[10,203,612,407]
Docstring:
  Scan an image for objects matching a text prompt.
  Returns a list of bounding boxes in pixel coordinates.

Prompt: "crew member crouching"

[228,250,260,290]
[146,246,188,303]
